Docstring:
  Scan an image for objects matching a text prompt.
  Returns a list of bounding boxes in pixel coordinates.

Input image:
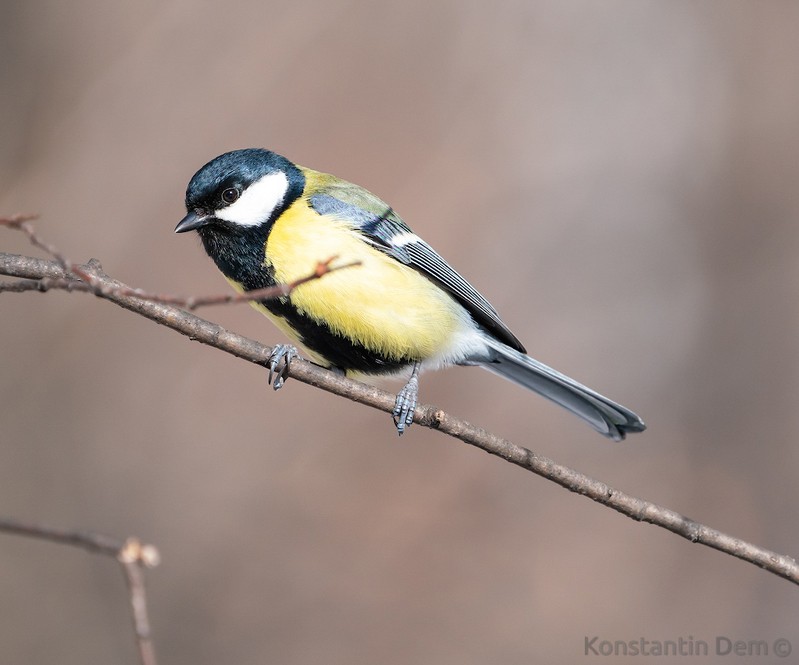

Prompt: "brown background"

[2,1,799,663]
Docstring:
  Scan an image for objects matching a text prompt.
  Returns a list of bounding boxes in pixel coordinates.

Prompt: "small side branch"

[0,517,159,665]
[0,214,358,308]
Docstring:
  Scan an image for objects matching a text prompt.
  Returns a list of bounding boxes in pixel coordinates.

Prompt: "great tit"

[175,149,645,440]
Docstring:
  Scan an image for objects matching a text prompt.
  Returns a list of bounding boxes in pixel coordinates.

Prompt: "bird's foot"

[392,364,420,435]
[267,344,298,390]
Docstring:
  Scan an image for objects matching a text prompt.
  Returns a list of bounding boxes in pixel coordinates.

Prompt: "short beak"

[175,210,211,233]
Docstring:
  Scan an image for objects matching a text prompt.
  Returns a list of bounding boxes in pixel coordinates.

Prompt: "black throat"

[198,223,277,290]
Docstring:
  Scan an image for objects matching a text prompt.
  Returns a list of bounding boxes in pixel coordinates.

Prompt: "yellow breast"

[263,198,465,363]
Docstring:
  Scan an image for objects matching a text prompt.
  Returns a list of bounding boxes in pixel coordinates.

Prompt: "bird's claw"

[392,374,418,435]
[267,344,298,390]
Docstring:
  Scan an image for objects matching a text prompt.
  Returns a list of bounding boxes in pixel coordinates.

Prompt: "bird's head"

[175,148,304,235]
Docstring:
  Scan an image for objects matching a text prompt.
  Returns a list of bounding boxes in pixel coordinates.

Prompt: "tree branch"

[2,217,798,591]
[0,517,159,665]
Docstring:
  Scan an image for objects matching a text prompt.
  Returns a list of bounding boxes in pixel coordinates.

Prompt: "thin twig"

[0,517,159,665]
[0,275,93,294]
[119,540,159,665]
[0,214,358,309]
[2,218,799,589]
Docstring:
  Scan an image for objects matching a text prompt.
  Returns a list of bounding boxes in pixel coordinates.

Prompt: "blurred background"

[2,1,799,663]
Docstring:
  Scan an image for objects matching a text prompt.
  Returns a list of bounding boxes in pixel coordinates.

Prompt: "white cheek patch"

[216,171,290,227]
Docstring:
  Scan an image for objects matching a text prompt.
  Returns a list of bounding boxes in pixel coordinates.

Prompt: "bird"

[175,148,646,440]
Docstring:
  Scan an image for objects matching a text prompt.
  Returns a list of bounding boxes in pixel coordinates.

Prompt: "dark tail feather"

[480,339,646,441]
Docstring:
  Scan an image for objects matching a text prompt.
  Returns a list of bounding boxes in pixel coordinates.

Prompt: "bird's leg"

[267,344,298,390]
[393,361,421,435]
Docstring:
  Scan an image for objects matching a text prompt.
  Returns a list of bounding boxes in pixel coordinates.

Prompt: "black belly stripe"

[198,224,414,374]
[261,297,414,374]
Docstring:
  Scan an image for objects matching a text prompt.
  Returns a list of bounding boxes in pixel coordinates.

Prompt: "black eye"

[221,187,240,204]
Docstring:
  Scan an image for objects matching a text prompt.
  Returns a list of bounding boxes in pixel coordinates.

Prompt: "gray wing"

[310,190,526,353]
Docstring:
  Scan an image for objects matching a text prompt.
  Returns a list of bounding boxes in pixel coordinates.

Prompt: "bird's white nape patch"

[216,171,290,227]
